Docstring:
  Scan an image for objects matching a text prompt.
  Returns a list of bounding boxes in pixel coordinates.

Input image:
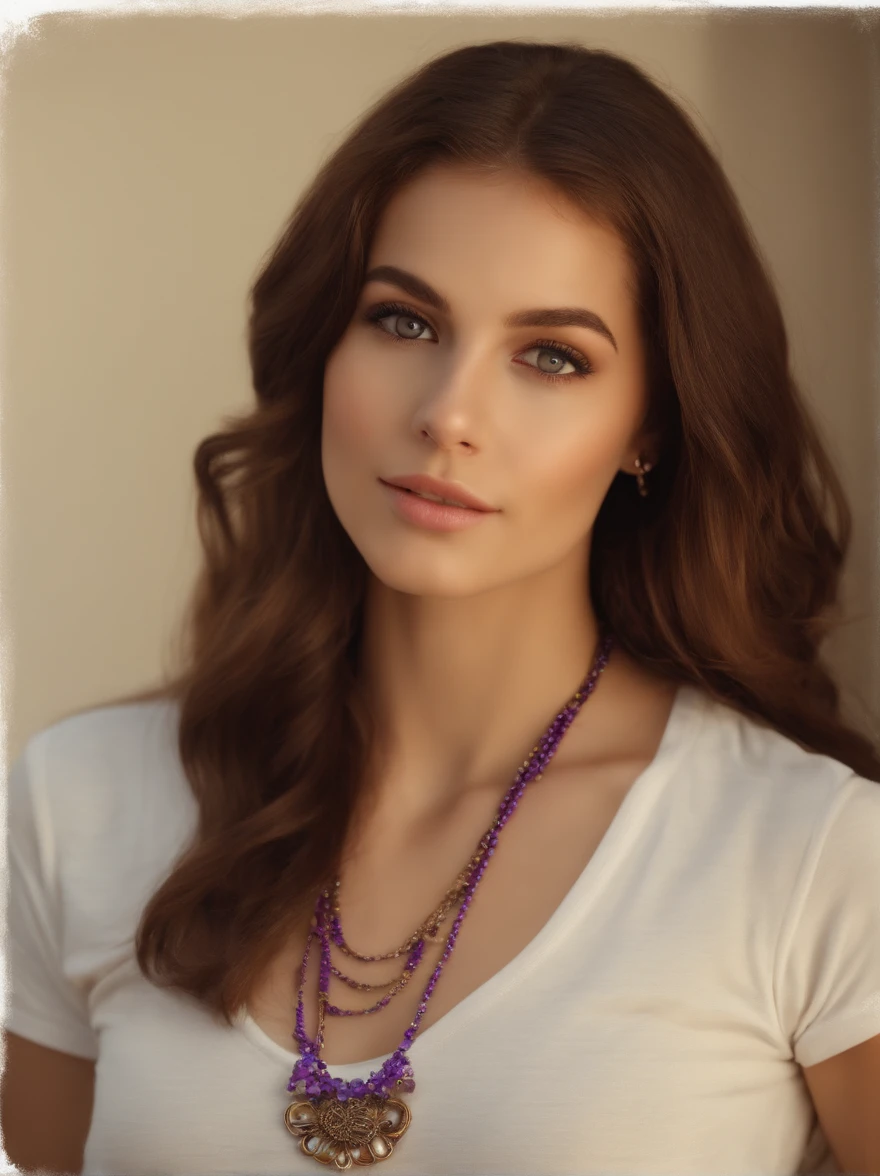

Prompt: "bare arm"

[803,1032,880,1175]
[1,1031,95,1175]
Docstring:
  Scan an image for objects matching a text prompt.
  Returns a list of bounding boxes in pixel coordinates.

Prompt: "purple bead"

[288,636,614,1092]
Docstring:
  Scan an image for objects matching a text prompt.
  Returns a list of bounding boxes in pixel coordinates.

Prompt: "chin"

[364,558,491,599]
[349,537,505,599]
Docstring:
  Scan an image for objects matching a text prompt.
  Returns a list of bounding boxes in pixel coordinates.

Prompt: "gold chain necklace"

[314,858,473,1012]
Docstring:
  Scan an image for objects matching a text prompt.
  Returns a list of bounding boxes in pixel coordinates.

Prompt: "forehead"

[366,165,636,313]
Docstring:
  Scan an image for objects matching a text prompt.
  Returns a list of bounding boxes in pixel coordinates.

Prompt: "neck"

[355,549,607,824]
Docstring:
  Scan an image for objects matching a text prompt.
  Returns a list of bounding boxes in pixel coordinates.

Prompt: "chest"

[84,852,819,1176]
[248,755,648,1067]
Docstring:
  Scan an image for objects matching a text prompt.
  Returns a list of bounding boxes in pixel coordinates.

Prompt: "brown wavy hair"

[98,39,879,1022]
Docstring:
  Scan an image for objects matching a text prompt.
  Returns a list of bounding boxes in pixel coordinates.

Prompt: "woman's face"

[321,164,652,599]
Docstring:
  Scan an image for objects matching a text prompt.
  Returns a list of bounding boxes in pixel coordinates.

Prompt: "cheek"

[516,428,620,522]
[529,430,616,498]
[322,343,392,459]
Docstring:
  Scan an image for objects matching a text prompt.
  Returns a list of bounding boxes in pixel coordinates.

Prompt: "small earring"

[634,455,653,498]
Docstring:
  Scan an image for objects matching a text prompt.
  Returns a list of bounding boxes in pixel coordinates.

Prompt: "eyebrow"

[363,264,618,353]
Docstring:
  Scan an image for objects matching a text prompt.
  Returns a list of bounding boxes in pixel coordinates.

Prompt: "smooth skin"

[322,162,662,818]
[2,1033,95,1173]
[802,1036,880,1174]
[4,163,879,1174]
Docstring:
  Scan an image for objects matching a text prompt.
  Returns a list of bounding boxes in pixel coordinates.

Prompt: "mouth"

[378,477,497,513]
[385,484,473,509]
[379,480,497,532]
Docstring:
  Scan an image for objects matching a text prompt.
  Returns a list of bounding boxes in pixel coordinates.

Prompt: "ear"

[620,433,660,478]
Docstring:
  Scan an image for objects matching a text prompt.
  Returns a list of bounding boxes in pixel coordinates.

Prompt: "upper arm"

[781,775,880,1174]
[3,738,100,1170]
[1,1030,95,1174]
[802,1031,880,1175]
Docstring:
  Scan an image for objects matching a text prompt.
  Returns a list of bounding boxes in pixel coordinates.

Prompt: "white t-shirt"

[5,681,880,1176]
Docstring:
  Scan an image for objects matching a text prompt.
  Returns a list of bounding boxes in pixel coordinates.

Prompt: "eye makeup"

[362,300,595,384]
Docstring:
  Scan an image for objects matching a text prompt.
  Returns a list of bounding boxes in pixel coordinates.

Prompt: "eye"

[516,343,593,383]
[364,301,436,343]
[362,301,594,384]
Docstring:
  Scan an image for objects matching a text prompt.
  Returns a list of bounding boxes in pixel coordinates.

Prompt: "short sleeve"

[2,734,99,1060]
[776,772,880,1069]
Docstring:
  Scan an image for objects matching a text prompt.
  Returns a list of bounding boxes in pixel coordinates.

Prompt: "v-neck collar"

[237,681,709,1075]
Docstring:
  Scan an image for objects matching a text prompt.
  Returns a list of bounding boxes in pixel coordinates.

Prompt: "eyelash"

[363,300,595,383]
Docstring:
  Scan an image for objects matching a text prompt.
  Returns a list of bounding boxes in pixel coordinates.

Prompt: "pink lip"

[379,474,497,513]
[380,481,496,532]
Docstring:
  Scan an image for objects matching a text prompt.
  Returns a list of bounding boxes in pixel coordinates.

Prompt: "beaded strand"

[287,629,614,1105]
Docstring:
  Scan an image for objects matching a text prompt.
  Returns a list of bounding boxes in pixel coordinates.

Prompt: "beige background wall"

[2,11,878,762]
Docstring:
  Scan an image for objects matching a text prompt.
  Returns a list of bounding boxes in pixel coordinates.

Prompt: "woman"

[4,38,880,1176]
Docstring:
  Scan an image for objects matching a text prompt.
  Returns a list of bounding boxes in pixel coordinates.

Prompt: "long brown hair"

[100,40,879,1022]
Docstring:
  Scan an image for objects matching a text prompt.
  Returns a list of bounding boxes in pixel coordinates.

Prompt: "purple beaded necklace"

[284,629,615,1169]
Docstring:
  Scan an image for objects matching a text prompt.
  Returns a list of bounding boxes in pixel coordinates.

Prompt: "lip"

[380,481,495,532]
[379,474,498,512]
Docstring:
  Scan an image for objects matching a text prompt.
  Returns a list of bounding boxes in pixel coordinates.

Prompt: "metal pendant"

[285,1093,411,1169]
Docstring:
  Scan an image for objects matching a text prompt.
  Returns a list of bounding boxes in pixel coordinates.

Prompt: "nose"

[409,345,493,453]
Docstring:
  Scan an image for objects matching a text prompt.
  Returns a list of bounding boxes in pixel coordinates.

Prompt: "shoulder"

[673,686,879,890]
[25,695,180,768]
[18,699,191,835]
[690,686,868,813]
[667,689,880,1039]
[10,698,196,938]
